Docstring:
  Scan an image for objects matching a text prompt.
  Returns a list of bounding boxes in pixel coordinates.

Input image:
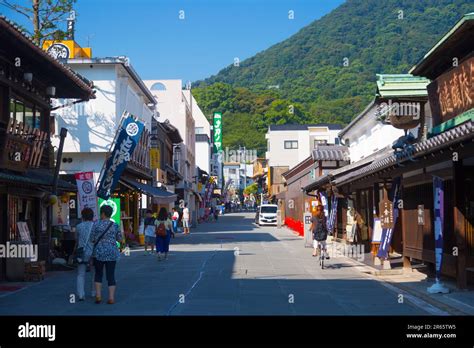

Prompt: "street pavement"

[0,213,432,315]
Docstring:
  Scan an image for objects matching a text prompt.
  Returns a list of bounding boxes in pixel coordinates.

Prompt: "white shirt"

[183,207,190,220]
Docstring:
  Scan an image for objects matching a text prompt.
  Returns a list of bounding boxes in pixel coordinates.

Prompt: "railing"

[0,118,48,171]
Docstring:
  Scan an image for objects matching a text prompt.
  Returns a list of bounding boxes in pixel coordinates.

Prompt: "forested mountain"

[193,0,473,155]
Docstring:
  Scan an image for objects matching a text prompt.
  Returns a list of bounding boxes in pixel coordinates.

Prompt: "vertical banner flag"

[377,177,401,259]
[213,112,223,154]
[319,191,329,218]
[75,171,99,220]
[97,116,144,199]
[433,176,444,280]
[328,195,338,235]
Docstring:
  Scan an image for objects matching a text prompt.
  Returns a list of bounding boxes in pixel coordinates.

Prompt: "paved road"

[0,213,429,315]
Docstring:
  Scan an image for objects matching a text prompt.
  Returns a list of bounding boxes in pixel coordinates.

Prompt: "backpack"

[313,217,328,241]
[155,222,167,237]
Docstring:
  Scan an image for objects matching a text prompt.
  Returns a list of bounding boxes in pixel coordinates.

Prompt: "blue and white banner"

[377,177,401,259]
[433,176,444,280]
[319,191,329,218]
[97,116,144,199]
[327,195,338,234]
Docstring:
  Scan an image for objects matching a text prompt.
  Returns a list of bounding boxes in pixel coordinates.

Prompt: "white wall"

[53,63,154,155]
[343,105,405,163]
[265,130,311,169]
[196,140,211,174]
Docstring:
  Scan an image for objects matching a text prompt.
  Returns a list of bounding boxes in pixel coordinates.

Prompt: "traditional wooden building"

[0,16,95,280]
[304,13,474,287]
[283,145,349,235]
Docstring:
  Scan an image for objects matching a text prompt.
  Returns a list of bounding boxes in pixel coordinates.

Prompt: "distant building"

[265,123,343,170]
[145,80,201,225]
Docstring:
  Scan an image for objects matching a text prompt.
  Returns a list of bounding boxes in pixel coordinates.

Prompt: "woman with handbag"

[75,208,95,301]
[155,207,172,261]
[90,205,122,304]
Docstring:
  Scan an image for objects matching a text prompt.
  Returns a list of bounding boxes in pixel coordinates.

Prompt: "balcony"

[0,117,50,172]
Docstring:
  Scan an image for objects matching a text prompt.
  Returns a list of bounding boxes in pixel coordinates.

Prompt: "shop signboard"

[379,199,394,229]
[417,204,425,225]
[213,112,223,154]
[98,197,121,226]
[75,171,99,220]
[97,116,144,199]
[303,211,313,248]
[150,148,160,169]
[52,200,69,226]
[427,56,474,126]
[377,177,401,259]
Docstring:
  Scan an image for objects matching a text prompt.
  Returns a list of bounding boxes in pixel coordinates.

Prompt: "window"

[229,168,237,174]
[195,127,205,134]
[150,82,166,91]
[314,139,328,147]
[25,104,34,128]
[9,97,43,129]
[284,140,298,149]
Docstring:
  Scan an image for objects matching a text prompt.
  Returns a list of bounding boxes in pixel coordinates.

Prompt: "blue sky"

[2,0,344,82]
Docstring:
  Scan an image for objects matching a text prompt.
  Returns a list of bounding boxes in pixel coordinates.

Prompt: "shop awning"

[0,168,77,191]
[119,177,177,199]
[335,120,474,186]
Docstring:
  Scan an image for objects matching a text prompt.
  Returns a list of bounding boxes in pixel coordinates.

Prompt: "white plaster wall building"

[144,79,200,224]
[53,56,156,182]
[183,90,211,176]
[265,124,343,169]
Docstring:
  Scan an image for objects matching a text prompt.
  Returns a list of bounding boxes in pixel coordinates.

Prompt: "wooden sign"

[379,199,394,229]
[427,56,474,126]
[417,204,425,225]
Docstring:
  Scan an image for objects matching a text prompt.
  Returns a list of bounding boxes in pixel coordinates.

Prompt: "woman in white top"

[155,207,173,260]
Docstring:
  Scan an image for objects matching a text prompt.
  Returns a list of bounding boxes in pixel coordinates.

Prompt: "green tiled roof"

[409,13,474,77]
[376,74,430,98]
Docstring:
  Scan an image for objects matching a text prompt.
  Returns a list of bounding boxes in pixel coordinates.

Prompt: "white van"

[256,204,278,226]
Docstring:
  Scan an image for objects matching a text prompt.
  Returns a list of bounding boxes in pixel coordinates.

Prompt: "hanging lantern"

[48,194,58,206]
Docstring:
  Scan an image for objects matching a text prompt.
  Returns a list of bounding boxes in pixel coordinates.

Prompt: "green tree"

[0,0,77,45]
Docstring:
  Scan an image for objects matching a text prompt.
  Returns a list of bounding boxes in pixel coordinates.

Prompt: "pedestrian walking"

[171,207,179,233]
[74,207,95,301]
[90,205,122,304]
[182,202,190,234]
[155,207,173,260]
[143,210,156,255]
[168,212,176,238]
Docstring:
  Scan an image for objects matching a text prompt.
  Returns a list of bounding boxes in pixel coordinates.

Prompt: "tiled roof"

[335,121,474,186]
[312,145,350,161]
[269,123,344,131]
[0,15,95,99]
[303,147,390,192]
